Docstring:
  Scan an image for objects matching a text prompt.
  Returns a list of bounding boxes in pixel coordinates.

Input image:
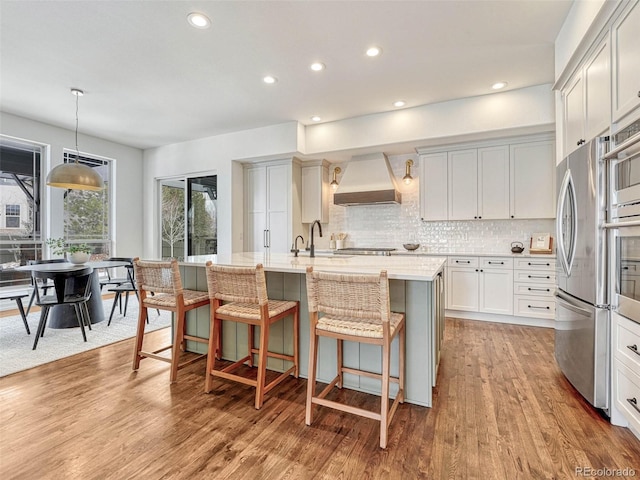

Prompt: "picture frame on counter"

[530,233,553,254]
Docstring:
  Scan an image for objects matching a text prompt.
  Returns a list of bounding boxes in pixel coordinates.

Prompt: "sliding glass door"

[159,174,216,260]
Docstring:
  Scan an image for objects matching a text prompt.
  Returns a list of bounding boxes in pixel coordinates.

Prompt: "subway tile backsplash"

[314,153,555,255]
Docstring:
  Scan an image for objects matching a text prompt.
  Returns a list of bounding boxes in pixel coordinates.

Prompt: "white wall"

[0,112,144,257]
[142,122,299,258]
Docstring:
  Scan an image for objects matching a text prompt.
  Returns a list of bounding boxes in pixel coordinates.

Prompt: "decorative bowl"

[403,243,420,251]
[67,252,90,264]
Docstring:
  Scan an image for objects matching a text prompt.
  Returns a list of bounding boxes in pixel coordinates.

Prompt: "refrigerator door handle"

[556,169,572,275]
[556,290,594,316]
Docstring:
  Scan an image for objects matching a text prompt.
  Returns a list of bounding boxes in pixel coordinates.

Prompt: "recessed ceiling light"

[263,75,278,84]
[366,46,382,57]
[311,116,321,122]
[187,12,211,29]
[492,81,508,90]
[393,100,406,107]
[310,62,325,72]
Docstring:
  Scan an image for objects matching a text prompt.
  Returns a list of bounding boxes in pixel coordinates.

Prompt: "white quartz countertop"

[182,252,446,281]
[391,251,556,259]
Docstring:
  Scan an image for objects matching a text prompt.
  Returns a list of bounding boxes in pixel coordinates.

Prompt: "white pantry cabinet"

[612,0,640,124]
[301,160,330,224]
[244,159,303,254]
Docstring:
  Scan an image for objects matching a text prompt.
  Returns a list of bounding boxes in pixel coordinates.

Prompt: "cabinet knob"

[637,90,640,98]
[511,215,514,218]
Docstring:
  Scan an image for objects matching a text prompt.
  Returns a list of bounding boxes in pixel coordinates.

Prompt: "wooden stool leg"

[205,309,218,393]
[305,327,319,426]
[247,324,254,367]
[293,307,299,378]
[132,305,148,370]
[399,324,406,403]
[380,341,391,449]
[170,307,186,383]
[255,320,270,409]
[337,338,343,388]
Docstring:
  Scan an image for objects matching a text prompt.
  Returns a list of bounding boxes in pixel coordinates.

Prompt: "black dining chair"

[25,258,67,315]
[106,261,159,326]
[31,267,94,350]
[99,257,135,292]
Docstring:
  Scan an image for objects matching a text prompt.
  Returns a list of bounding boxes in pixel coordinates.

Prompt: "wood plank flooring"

[1,317,639,479]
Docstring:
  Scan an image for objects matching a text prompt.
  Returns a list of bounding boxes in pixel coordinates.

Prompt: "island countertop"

[183,252,447,281]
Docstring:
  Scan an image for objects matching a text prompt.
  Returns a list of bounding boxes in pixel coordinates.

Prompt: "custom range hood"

[334,152,401,206]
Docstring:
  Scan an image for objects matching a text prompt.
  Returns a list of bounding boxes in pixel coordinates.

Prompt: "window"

[5,205,20,228]
[0,136,42,287]
[159,175,217,260]
[63,151,113,256]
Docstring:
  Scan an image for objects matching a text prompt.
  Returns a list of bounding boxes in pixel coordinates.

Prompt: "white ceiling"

[0,0,573,151]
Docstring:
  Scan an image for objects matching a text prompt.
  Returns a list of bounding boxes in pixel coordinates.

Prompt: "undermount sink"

[295,251,335,257]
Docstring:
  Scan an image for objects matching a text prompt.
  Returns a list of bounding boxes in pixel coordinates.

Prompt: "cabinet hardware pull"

[488,261,504,265]
[528,275,550,279]
[627,344,640,357]
[628,397,640,414]
[263,230,268,248]
[622,266,630,270]
[456,260,471,264]
[528,262,550,266]
[528,305,550,310]
[528,287,550,292]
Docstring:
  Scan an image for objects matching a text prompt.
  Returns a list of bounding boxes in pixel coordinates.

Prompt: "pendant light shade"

[46,161,105,191]
[47,88,105,191]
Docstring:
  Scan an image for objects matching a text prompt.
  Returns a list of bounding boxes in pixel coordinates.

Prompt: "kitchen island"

[178,252,446,407]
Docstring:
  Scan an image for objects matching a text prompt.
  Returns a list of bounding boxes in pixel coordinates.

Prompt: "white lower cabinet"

[612,312,640,435]
[446,256,513,315]
[513,258,556,319]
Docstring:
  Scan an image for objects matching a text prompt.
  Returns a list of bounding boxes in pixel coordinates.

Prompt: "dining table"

[15,260,132,329]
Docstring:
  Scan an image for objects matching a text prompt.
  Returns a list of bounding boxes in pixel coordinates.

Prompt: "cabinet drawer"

[613,362,640,432]
[615,315,640,371]
[514,258,556,270]
[514,283,554,297]
[514,270,556,284]
[448,256,479,268]
[480,257,513,269]
[514,296,555,318]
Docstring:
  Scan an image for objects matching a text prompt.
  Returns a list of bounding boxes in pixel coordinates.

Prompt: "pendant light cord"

[74,92,80,164]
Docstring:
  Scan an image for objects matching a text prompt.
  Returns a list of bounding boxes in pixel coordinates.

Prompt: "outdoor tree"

[189,191,215,255]
[64,189,109,240]
[162,186,185,258]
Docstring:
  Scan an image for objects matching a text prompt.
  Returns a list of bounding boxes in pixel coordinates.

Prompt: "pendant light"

[46,88,105,191]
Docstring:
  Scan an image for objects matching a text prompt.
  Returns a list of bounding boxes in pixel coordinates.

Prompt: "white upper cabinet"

[301,160,329,223]
[478,145,510,219]
[510,140,555,219]
[448,149,478,220]
[612,0,640,123]
[420,152,448,221]
[419,135,554,221]
[584,39,611,140]
[564,74,586,156]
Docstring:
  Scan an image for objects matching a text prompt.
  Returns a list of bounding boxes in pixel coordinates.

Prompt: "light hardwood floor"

[1,318,639,479]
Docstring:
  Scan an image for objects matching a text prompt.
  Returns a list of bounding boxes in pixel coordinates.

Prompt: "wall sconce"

[331,166,341,190]
[403,159,414,185]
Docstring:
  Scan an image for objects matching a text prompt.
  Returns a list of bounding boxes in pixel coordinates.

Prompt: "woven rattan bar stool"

[132,258,210,382]
[204,262,299,409]
[305,267,405,449]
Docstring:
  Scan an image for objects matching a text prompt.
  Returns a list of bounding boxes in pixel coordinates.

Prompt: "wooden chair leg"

[305,329,319,425]
[380,341,391,449]
[293,308,299,378]
[399,325,406,403]
[247,324,254,367]
[205,311,219,393]
[170,308,186,383]
[254,321,270,409]
[132,305,148,370]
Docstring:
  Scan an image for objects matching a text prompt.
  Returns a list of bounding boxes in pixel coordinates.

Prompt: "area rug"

[0,297,172,377]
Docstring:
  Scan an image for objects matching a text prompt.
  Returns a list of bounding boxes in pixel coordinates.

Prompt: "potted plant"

[46,238,92,264]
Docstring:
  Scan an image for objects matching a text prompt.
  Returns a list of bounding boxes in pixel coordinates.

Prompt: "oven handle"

[604,130,640,160]
[602,220,640,229]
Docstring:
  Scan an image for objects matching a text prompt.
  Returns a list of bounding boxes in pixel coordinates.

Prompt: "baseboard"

[445,309,555,328]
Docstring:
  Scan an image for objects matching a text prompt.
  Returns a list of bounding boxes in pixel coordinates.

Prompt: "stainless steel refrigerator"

[555,137,609,410]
